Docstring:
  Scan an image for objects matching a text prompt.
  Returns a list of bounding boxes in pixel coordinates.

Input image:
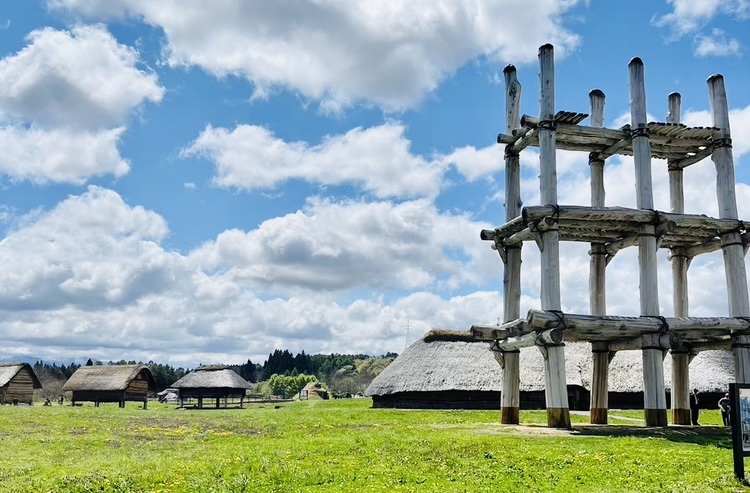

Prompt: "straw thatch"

[170,366,251,408]
[0,363,42,405]
[170,366,252,390]
[62,364,156,408]
[300,381,329,400]
[365,335,734,410]
[62,365,156,392]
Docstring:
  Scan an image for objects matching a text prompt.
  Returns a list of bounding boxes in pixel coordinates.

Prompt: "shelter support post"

[667,92,692,425]
[494,348,520,423]
[708,75,750,383]
[588,88,609,425]
[500,64,523,425]
[590,342,610,424]
[538,44,570,428]
[630,58,666,426]
[671,348,691,424]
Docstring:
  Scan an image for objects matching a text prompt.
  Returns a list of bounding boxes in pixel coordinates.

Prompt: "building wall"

[124,371,151,401]
[0,367,36,405]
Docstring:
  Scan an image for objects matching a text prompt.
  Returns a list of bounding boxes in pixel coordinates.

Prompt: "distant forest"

[32,349,398,398]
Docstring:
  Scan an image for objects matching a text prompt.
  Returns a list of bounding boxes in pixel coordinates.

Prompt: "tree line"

[31,349,398,395]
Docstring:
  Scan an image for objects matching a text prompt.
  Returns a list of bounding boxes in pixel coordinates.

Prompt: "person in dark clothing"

[690,388,700,425]
[719,393,731,426]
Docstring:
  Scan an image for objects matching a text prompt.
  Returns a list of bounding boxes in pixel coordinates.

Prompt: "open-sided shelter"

[0,363,42,405]
[365,332,734,410]
[62,364,156,408]
[170,365,252,409]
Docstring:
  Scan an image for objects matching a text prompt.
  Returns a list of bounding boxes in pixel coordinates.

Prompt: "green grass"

[0,399,744,492]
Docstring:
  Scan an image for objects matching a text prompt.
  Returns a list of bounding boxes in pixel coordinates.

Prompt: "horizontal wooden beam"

[689,339,732,352]
[491,329,563,351]
[608,332,681,351]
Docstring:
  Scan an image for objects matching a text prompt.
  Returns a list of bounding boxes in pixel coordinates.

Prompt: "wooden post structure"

[588,89,610,424]
[498,64,523,424]
[629,58,667,426]
[538,44,571,428]
[667,92,692,425]
[708,75,750,381]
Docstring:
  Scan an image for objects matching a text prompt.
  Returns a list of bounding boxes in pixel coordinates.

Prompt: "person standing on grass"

[690,388,700,425]
[718,393,731,426]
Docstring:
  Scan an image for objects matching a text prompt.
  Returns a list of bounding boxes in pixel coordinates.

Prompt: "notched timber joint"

[491,239,507,263]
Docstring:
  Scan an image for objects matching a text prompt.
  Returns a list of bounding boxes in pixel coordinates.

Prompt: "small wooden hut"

[62,364,156,408]
[170,366,251,409]
[0,363,42,405]
[299,381,329,400]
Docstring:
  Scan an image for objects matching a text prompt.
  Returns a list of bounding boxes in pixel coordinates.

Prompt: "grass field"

[0,399,744,492]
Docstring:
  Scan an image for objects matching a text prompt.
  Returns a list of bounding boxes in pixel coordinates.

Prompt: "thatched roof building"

[62,364,156,408]
[0,363,42,405]
[365,333,734,410]
[170,366,252,409]
[300,381,329,400]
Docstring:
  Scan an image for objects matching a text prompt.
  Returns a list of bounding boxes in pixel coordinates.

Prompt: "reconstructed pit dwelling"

[473,44,749,428]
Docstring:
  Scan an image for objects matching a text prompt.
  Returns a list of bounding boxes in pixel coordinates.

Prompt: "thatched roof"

[0,363,42,389]
[365,336,734,396]
[61,365,156,392]
[302,381,326,392]
[170,367,251,390]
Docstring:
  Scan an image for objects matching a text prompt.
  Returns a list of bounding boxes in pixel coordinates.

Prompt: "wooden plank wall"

[1,367,35,404]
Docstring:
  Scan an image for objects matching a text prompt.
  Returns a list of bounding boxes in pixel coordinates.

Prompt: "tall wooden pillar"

[500,64,523,424]
[667,92,692,425]
[588,89,610,424]
[538,44,570,428]
[708,75,750,381]
[629,58,667,427]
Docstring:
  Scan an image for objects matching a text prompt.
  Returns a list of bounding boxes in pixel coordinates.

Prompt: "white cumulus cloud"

[694,29,742,57]
[182,123,445,200]
[48,0,583,111]
[0,25,163,183]
[653,0,749,38]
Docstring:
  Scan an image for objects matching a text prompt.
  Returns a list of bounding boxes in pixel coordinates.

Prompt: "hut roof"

[302,381,325,392]
[0,363,42,389]
[365,333,734,396]
[61,365,156,392]
[170,367,251,390]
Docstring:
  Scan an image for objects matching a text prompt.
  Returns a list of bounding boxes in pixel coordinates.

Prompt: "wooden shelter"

[366,333,734,410]
[62,364,156,408]
[0,363,42,405]
[478,44,750,428]
[170,366,251,409]
[299,381,329,400]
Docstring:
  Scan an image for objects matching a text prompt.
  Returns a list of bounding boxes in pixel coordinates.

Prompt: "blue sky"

[0,0,749,366]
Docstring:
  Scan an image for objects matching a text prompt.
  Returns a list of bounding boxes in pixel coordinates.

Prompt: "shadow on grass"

[569,424,733,448]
